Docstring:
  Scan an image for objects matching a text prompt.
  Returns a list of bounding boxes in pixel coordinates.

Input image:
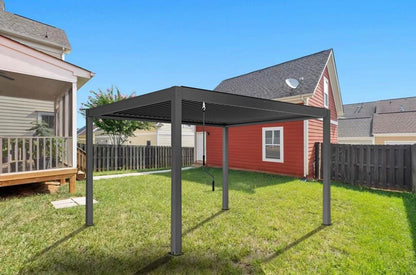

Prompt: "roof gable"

[0,8,70,50]
[215,50,331,99]
[214,49,343,116]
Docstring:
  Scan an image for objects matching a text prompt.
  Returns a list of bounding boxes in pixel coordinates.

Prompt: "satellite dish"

[285,78,299,89]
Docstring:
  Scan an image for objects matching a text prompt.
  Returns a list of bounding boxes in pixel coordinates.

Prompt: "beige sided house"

[338,96,416,145]
[78,123,195,147]
[0,1,93,191]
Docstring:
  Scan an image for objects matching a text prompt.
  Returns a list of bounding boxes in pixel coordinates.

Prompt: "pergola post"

[170,89,182,255]
[222,127,229,210]
[86,115,94,226]
[322,110,331,225]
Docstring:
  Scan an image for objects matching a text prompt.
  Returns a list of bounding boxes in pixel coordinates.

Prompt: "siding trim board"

[374,133,416,137]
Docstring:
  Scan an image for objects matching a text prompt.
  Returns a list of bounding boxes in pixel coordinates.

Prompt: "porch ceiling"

[0,70,71,101]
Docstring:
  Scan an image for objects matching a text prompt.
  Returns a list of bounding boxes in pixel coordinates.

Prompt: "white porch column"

[72,82,77,168]
[64,90,70,137]
[59,95,64,137]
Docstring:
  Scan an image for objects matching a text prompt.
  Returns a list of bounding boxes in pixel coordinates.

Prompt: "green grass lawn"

[1,168,415,274]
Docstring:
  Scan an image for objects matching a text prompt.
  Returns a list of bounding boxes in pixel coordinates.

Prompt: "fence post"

[314,142,319,179]
[412,144,416,193]
[145,145,150,169]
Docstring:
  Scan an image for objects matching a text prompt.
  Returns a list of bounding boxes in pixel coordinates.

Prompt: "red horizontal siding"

[307,67,338,177]
[197,121,304,177]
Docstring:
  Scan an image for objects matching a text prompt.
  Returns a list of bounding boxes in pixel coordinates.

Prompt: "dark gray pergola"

[85,86,331,256]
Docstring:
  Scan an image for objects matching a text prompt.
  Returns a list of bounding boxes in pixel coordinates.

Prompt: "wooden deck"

[0,168,77,193]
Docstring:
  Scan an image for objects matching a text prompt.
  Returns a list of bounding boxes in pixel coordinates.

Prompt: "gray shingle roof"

[215,49,332,99]
[341,101,376,118]
[376,96,416,114]
[0,8,71,49]
[338,117,372,137]
[373,112,416,134]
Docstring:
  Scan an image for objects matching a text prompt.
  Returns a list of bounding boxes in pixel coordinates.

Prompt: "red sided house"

[195,49,343,178]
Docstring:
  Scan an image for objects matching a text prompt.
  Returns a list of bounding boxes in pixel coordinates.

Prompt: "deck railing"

[0,136,72,174]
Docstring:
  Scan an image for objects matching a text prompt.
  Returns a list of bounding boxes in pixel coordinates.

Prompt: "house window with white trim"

[323,77,329,108]
[38,112,55,129]
[262,127,283,162]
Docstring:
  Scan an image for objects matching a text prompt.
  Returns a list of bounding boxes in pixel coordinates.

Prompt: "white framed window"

[37,112,55,129]
[323,77,329,108]
[262,127,283,163]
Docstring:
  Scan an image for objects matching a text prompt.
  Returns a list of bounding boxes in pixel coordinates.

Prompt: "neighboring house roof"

[338,117,372,137]
[342,102,377,118]
[340,96,416,138]
[77,125,102,135]
[0,5,71,50]
[376,96,416,114]
[373,112,416,134]
[77,126,87,135]
[215,49,331,99]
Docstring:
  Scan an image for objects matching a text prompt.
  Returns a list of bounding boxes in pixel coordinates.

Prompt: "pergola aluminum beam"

[94,114,228,127]
[94,112,318,128]
[227,116,318,127]
[170,88,182,255]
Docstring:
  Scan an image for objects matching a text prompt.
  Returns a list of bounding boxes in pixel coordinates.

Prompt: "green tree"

[29,120,53,136]
[80,86,153,145]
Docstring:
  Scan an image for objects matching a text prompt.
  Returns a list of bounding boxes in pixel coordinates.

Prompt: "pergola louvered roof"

[87,86,327,126]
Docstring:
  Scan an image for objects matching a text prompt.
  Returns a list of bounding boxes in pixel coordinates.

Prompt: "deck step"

[44,181,61,186]
[77,170,86,181]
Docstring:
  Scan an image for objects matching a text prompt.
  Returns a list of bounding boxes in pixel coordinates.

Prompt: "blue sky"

[6,0,416,127]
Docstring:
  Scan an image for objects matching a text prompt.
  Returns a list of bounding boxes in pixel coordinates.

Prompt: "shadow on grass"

[23,225,88,266]
[159,167,295,194]
[264,225,327,263]
[135,254,173,274]
[133,210,226,273]
[183,210,225,236]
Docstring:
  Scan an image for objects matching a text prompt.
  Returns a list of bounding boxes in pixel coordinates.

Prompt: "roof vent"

[0,0,5,11]
[285,78,300,89]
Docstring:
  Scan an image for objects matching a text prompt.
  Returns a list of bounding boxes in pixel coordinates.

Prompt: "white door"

[196,132,206,162]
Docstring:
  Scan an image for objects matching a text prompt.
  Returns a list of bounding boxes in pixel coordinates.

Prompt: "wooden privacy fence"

[315,143,416,192]
[78,143,194,172]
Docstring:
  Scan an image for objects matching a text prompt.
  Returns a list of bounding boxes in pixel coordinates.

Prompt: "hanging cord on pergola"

[202,101,215,191]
